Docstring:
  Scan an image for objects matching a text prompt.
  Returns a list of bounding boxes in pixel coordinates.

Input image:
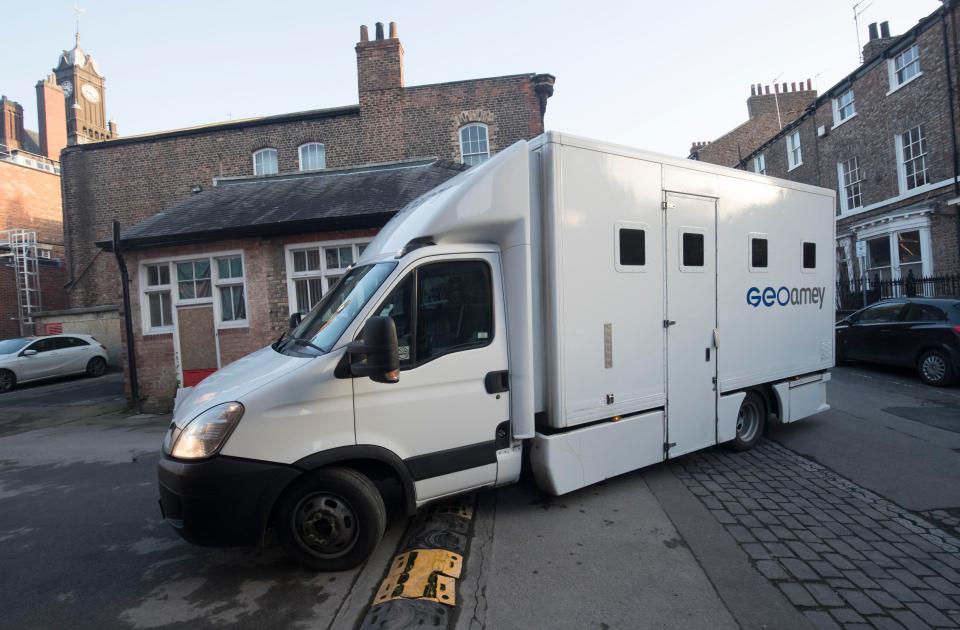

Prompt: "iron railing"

[837,272,960,312]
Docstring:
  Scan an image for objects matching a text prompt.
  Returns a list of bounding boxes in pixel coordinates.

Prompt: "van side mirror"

[288,311,302,329]
[347,316,399,384]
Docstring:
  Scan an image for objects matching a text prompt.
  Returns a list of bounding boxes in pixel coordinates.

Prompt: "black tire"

[275,467,386,571]
[0,369,15,393]
[86,356,106,377]
[917,350,956,387]
[726,391,766,452]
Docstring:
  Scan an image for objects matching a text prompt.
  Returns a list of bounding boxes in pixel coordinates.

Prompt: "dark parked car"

[836,297,960,386]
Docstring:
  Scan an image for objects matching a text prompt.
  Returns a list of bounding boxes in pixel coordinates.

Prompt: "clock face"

[61,81,73,97]
[81,83,100,104]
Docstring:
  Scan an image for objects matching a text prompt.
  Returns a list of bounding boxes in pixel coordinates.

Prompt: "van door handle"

[484,370,509,394]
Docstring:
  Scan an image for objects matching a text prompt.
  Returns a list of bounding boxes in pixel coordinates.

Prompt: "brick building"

[61,22,555,410]
[688,81,817,167]
[0,81,69,338]
[698,3,960,300]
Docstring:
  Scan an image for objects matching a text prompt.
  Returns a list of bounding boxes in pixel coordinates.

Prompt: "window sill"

[831,112,857,130]
[886,71,923,96]
[143,328,174,336]
[176,297,214,306]
[217,322,249,330]
[787,162,803,172]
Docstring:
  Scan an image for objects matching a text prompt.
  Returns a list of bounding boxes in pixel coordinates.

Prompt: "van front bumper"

[157,454,300,547]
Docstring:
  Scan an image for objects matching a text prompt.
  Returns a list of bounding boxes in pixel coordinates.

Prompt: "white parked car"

[0,334,109,392]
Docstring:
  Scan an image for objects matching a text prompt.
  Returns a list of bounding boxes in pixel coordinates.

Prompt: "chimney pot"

[764,85,770,95]
[868,22,879,41]
[751,85,756,97]
[781,82,787,93]
[807,78,812,90]
[389,21,398,39]
[375,22,384,40]
[791,82,797,91]
[774,84,780,94]
[360,25,369,42]
[880,21,890,38]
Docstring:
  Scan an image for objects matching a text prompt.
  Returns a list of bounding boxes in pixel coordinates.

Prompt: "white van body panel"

[220,350,355,463]
[530,410,665,496]
[172,345,313,430]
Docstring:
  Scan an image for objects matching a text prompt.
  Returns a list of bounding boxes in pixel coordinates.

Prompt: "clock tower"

[54,32,115,145]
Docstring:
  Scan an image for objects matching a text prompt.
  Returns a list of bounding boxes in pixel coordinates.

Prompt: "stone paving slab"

[673,440,960,629]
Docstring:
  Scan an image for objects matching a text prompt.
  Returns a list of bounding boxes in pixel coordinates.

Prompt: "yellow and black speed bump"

[359,494,476,630]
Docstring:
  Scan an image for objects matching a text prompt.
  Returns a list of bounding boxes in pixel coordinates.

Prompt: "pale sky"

[1,0,942,157]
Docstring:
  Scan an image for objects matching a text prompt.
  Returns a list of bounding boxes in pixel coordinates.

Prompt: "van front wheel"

[276,467,387,571]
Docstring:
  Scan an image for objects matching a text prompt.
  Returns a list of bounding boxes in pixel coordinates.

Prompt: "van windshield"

[282,262,396,354]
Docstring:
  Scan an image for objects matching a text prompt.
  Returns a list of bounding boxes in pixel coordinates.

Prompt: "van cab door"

[353,253,509,502]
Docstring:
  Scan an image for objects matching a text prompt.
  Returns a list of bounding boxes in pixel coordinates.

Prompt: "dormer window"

[459,123,490,166]
[253,148,278,176]
[299,143,326,171]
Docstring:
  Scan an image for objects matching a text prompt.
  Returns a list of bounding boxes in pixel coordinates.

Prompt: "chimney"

[108,119,118,137]
[532,73,556,117]
[356,21,404,95]
[863,20,896,61]
[36,75,67,160]
[0,96,25,151]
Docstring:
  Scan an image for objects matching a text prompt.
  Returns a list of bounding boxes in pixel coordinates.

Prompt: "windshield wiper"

[283,335,324,353]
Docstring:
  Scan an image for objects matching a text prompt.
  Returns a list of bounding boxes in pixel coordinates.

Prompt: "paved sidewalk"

[674,440,960,629]
[456,472,740,630]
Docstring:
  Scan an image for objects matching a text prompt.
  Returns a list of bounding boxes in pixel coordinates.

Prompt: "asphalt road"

[0,365,957,629]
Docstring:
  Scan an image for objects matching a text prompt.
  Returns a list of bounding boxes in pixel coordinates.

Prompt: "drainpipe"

[942,1,960,263]
[112,220,141,413]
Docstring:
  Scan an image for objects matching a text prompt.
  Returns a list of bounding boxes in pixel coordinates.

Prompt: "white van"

[158,132,835,570]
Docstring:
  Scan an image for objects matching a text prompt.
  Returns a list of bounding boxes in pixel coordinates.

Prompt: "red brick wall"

[0,160,64,248]
[0,262,67,339]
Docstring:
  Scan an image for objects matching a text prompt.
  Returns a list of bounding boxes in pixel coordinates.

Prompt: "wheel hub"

[294,492,358,558]
[922,355,946,382]
[737,402,761,442]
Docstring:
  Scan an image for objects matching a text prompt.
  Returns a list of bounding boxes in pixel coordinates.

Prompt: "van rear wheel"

[276,467,386,571]
[727,391,766,452]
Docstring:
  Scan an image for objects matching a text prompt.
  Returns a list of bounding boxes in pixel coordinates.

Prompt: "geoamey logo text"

[747,286,826,310]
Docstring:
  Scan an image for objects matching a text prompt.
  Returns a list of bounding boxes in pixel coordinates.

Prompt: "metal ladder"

[0,229,42,335]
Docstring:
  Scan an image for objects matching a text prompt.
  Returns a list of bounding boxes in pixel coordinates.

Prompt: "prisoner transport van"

[158,132,835,570]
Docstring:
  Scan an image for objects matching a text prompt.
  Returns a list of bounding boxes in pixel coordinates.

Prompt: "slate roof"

[103,158,466,250]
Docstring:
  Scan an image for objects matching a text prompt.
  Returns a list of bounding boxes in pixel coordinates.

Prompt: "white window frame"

[174,259,214,306]
[887,43,922,94]
[139,249,248,335]
[753,154,766,175]
[787,131,802,171]
[831,88,856,127]
[213,254,248,328]
[459,123,490,166]
[854,215,934,282]
[678,227,706,273]
[895,125,929,194]
[284,239,371,315]
[298,143,326,171]
[614,221,648,273]
[252,148,278,176]
[142,262,173,334]
[837,157,863,214]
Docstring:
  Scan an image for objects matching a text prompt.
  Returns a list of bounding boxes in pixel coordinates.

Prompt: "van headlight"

[165,402,244,460]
